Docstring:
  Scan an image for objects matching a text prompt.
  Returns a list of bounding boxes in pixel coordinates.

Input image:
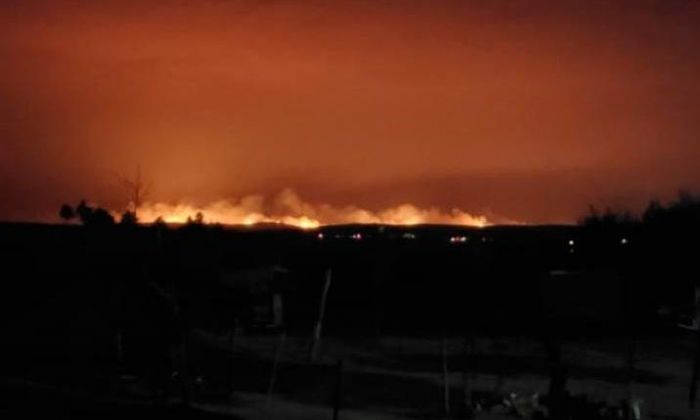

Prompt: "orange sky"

[1,1,700,223]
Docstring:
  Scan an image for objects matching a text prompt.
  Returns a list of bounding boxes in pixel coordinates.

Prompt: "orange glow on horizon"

[126,189,492,229]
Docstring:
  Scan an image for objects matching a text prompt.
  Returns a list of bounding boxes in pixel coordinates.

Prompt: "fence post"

[116,329,123,364]
[462,335,475,416]
[310,269,332,362]
[690,331,700,407]
[230,318,239,399]
[442,333,451,419]
[267,331,287,406]
[333,359,344,420]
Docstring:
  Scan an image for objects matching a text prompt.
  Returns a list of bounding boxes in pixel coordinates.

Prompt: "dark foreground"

[0,222,698,419]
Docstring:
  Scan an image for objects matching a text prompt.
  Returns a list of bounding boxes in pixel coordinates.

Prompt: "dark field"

[0,222,697,419]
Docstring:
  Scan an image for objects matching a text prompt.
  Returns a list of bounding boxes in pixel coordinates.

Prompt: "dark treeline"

[578,192,700,325]
[581,190,700,233]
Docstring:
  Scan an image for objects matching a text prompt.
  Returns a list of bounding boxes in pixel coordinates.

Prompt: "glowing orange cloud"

[132,189,490,228]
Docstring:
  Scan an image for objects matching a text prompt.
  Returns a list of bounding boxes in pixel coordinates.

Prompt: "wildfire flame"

[132,189,492,228]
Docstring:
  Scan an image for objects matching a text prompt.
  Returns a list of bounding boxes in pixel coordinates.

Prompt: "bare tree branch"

[118,165,151,215]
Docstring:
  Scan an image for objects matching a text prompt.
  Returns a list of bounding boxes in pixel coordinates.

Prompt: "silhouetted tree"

[120,210,138,225]
[59,204,75,222]
[642,199,664,225]
[186,212,204,226]
[578,205,600,227]
[91,208,116,226]
[75,200,115,227]
[670,190,700,226]
[76,200,93,224]
[580,205,637,232]
[638,191,700,233]
[119,165,150,217]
